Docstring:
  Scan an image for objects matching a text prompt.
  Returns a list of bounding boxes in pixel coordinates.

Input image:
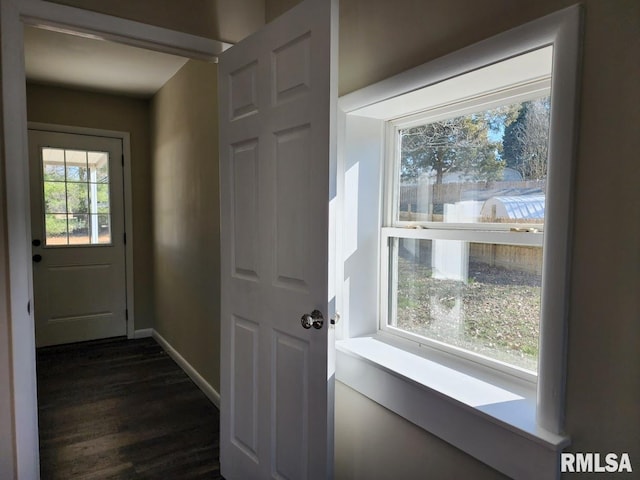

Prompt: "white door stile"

[219,0,337,478]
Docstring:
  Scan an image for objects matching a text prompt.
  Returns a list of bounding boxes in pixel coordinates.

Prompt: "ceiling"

[24,25,190,98]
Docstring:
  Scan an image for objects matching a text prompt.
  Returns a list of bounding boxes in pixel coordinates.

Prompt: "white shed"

[480,195,545,220]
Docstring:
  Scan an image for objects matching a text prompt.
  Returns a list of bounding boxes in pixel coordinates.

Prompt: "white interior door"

[219,0,337,478]
[29,129,127,347]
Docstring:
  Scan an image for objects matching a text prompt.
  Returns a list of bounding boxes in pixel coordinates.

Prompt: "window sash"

[381,83,548,376]
[382,226,543,246]
[383,82,551,231]
[378,78,551,379]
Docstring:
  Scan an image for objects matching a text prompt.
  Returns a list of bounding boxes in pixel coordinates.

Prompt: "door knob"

[32,254,42,263]
[32,239,41,247]
[301,310,324,330]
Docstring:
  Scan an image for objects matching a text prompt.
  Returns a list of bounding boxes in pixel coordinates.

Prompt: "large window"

[337,9,580,476]
[381,66,552,376]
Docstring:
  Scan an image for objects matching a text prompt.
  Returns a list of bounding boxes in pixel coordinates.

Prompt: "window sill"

[335,336,569,480]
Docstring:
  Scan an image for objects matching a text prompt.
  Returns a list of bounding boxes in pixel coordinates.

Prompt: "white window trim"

[336,5,581,479]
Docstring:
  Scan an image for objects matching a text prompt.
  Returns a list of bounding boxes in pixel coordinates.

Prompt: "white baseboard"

[151,329,221,408]
[133,328,153,339]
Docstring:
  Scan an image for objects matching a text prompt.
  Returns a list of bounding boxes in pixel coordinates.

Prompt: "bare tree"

[503,97,550,180]
[400,113,502,184]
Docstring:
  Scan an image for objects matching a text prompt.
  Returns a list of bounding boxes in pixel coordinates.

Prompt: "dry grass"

[46,234,111,246]
[395,256,540,371]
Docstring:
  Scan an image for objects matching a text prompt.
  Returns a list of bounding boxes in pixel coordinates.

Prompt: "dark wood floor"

[37,337,222,479]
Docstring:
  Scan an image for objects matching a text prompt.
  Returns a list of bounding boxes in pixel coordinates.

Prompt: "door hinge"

[121,154,124,166]
[123,232,127,245]
[125,309,129,320]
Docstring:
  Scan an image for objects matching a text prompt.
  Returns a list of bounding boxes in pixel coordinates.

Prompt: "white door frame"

[28,122,135,340]
[0,1,231,478]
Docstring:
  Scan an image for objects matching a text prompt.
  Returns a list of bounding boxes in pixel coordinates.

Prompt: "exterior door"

[29,129,127,347]
[218,0,337,478]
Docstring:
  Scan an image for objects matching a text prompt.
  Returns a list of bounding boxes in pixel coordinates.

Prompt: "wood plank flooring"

[37,337,222,479]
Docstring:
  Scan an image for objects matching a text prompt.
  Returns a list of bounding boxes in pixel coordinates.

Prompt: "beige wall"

[267,0,640,478]
[26,84,155,330]
[45,0,265,44]
[337,0,572,96]
[265,0,299,23]
[151,60,221,391]
[20,1,638,478]
[336,382,508,479]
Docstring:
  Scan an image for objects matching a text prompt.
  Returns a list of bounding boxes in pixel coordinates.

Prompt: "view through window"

[385,59,551,373]
[41,147,112,246]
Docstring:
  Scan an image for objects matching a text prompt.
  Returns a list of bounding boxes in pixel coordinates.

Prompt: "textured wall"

[151,60,221,391]
[26,84,155,330]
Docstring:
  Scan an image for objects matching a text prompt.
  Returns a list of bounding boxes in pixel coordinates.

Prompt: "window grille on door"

[40,147,112,246]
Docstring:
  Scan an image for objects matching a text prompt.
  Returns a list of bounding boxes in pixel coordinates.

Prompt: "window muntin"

[41,147,112,246]
[382,48,552,378]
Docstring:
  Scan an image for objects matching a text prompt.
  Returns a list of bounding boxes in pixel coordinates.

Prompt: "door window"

[41,147,112,246]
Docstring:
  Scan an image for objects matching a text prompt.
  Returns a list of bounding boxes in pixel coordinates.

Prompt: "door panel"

[230,315,260,460]
[273,330,309,479]
[230,140,260,281]
[219,0,337,478]
[274,124,313,291]
[29,130,127,347]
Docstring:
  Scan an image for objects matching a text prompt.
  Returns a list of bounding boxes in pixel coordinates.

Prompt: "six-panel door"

[219,0,337,478]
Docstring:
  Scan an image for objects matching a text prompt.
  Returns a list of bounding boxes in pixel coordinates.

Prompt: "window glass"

[384,47,553,375]
[41,147,112,246]
[396,97,550,226]
[388,238,542,371]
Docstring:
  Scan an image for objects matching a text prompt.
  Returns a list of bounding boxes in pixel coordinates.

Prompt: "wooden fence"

[400,179,546,210]
[470,243,542,275]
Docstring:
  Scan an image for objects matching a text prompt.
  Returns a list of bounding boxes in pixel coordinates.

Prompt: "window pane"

[43,181,66,213]
[88,151,109,183]
[91,183,110,214]
[397,97,550,225]
[66,182,89,215]
[389,237,542,372]
[65,150,88,182]
[45,214,68,245]
[94,214,111,244]
[42,148,65,181]
[68,214,89,244]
